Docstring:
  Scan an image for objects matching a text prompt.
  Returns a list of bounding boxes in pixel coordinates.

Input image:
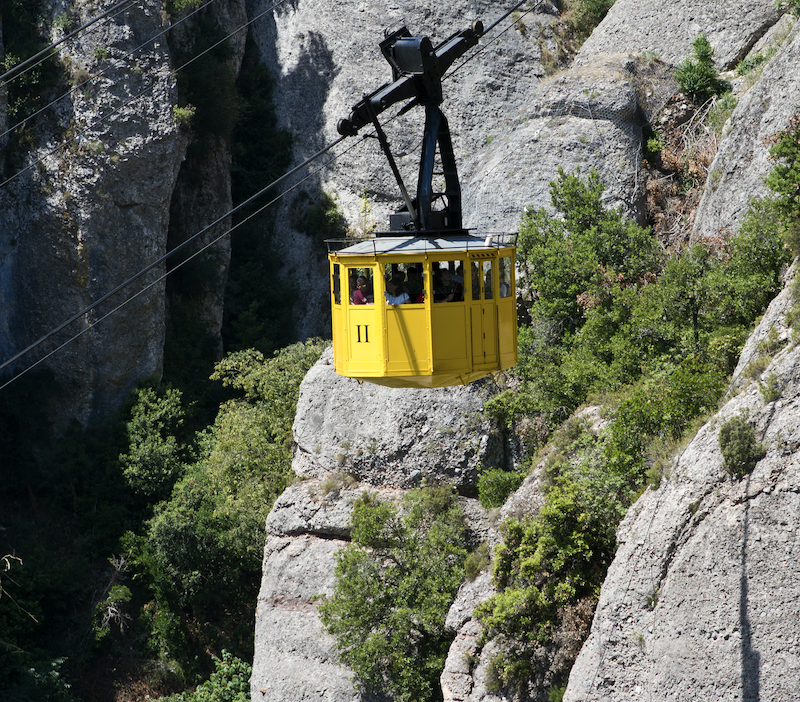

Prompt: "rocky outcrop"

[251,479,401,702]
[0,0,251,427]
[461,52,674,232]
[575,0,782,70]
[251,348,503,702]
[0,0,186,425]
[693,20,800,240]
[292,347,505,492]
[166,0,249,361]
[564,267,800,702]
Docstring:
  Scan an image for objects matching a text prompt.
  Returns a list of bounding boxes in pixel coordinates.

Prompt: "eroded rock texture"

[564,271,800,702]
[0,0,185,425]
[251,347,501,702]
[0,0,249,427]
[575,0,782,69]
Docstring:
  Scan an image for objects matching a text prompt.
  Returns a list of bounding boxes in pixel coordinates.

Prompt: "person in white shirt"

[385,275,410,305]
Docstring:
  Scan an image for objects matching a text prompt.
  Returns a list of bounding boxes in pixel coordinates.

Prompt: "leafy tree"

[119,386,187,501]
[319,488,467,702]
[125,339,327,672]
[675,34,728,104]
[157,652,251,702]
[515,168,662,426]
[480,162,790,692]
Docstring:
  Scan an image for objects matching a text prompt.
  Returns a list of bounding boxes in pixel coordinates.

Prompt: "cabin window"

[348,267,374,305]
[384,261,425,304]
[332,264,341,305]
[482,260,495,300]
[433,260,464,302]
[470,261,481,300]
[499,257,512,298]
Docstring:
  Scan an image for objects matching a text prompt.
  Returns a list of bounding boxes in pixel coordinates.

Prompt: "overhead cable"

[0,0,137,86]
[444,0,544,82]
[0,132,370,391]
[0,134,346,377]
[0,0,293,191]
[1,0,220,144]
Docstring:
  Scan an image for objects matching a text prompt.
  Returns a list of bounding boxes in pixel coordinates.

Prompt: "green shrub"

[319,488,467,702]
[173,104,196,129]
[675,34,728,103]
[736,52,767,76]
[157,652,251,702]
[464,542,491,581]
[719,416,766,478]
[567,0,615,41]
[478,467,526,508]
[119,385,187,500]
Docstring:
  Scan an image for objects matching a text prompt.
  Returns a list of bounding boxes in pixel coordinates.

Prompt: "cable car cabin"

[328,233,517,388]
[328,19,517,387]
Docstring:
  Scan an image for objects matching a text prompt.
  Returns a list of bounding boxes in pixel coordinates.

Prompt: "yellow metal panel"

[431,304,469,370]
[497,298,517,369]
[346,306,383,373]
[386,306,431,373]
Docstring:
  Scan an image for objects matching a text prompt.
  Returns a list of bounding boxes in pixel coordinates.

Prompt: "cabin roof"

[328,233,516,257]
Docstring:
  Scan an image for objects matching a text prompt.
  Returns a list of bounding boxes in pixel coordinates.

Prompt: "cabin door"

[469,258,498,368]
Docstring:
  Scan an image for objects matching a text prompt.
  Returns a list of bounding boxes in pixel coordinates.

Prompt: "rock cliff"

[250,1,800,701]
[251,347,502,701]
[564,265,800,702]
[0,0,249,427]
[1,0,186,425]
[562,12,800,701]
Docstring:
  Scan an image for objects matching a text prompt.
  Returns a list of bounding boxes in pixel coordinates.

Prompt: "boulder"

[292,346,506,493]
[252,473,494,702]
[461,53,674,232]
[576,0,783,70]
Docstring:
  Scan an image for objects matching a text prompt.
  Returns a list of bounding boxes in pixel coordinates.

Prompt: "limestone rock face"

[166,0,249,361]
[461,52,673,233]
[693,21,800,240]
[252,343,507,701]
[252,471,494,702]
[0,0,185,425]
[564,274,800,701]
[0,0,250,427]
[575,0,782,69]
[292,346,506,492]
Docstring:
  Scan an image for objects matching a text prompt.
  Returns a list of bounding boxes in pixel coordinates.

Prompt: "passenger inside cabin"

[385,275,410,306]
[406,267,424,302]
[353,276,373,304]
[435,268,462,302]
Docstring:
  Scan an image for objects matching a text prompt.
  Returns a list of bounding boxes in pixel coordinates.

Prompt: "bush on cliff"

[480,163,790,694]
[125,339,327,676]
[319,487,467,702]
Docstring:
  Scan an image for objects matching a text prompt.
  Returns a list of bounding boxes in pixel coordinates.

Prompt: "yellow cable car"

[328,20,518,387]
[329,234,517,388]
